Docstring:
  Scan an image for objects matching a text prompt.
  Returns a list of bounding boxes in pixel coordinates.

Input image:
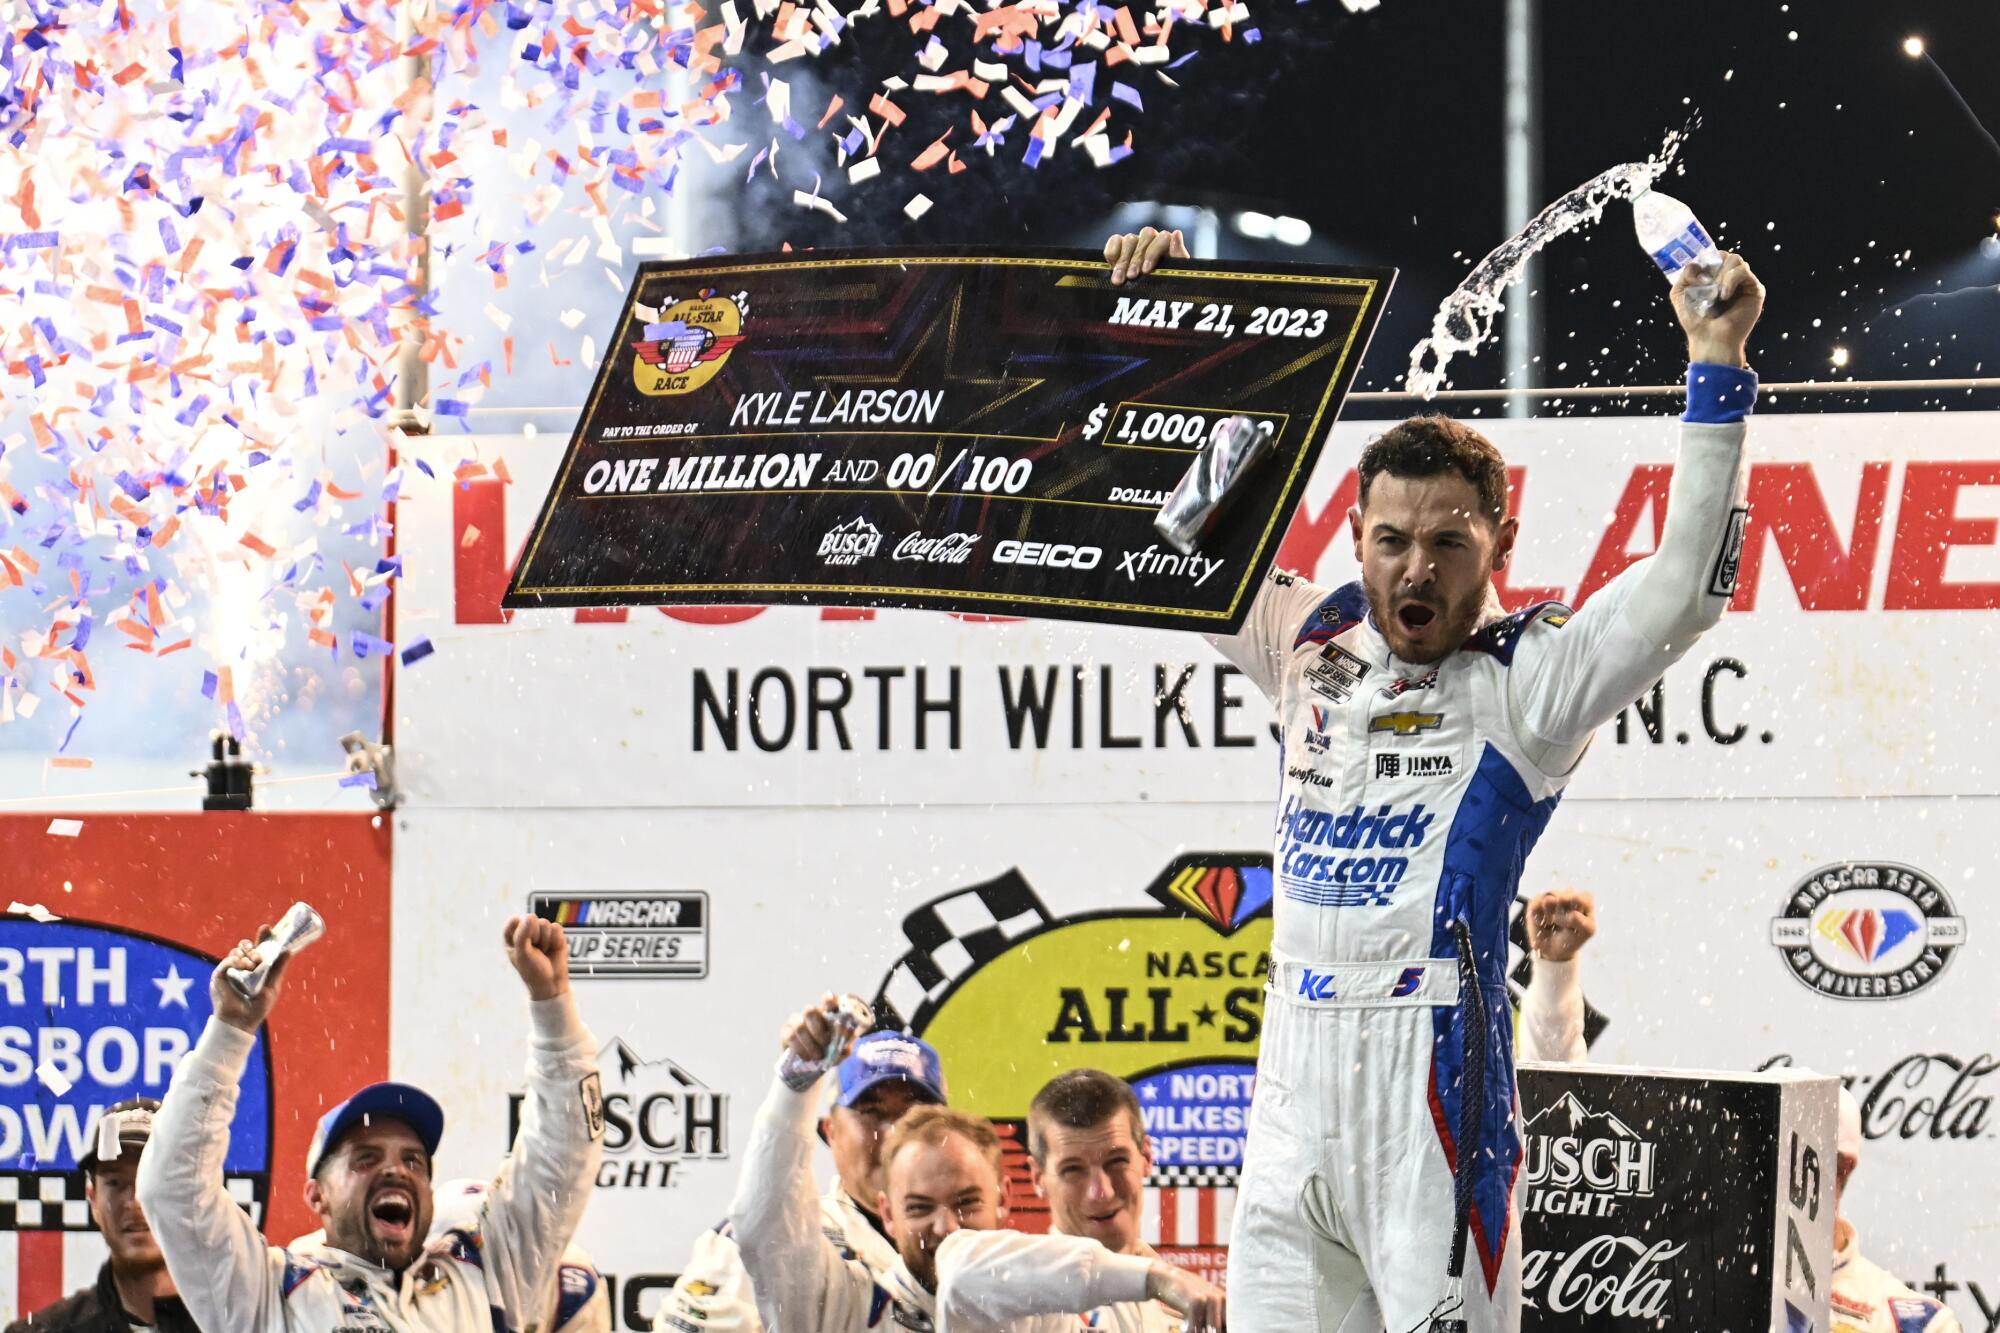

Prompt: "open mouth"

[369,1188,415,1240]
[1396,603,1438,633]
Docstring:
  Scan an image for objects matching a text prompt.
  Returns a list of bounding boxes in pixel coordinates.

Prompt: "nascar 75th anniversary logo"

[868,856,1276,1283]
[530,892,709,979]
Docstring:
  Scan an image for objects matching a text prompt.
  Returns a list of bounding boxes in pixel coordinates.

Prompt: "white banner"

[390,411,2000,1332]
[396,413,2000,809]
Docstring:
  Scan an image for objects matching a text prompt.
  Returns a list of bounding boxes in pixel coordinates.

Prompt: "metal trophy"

[1154,415,1275,556]
[226,901,326,999]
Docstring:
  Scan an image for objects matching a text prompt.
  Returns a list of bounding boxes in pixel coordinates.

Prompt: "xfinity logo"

[1118,544,1223,586]
[994,539,1101,570]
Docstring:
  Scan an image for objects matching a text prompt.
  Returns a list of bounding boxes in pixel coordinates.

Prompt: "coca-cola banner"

[390,412,1998,1331]
[1516,1064,1838,1330]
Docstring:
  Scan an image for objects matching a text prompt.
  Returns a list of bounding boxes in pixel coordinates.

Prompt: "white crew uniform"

[659,1182,900,1333]
[1209,366,1757,1332]
[1514,956,1586,1064]
[729,1074,1160,1332]
[137,998,604,1333]
[1833,1229,1963,1333]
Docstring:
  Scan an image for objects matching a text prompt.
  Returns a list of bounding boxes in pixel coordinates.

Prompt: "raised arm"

[1508,253,1765,773]
[466,916,606,1329]
[1515,891,1595,1064]
[136,940,291,1333]
[729,997,883,1331]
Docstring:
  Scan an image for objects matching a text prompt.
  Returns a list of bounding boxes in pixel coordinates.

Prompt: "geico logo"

[1280,849,1410,887]
[0,1026,191,1089]
[1524,1134,1657,1196]
[1279,798,1434,850]
[993,539,1102,569]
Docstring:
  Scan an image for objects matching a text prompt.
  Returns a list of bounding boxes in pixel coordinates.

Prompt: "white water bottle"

[1632,189,1721,316]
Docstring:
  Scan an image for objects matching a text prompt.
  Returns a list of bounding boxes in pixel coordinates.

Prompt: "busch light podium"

[1515,1063,1838,1331]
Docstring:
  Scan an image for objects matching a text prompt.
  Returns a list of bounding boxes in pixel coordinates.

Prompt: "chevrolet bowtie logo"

[1370,711,1443,736]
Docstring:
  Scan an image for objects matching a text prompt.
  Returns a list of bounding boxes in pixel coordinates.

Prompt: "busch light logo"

[1129,1063,1254,1173]
[0,919,271,1178]
[513,1037,728,1191]
[818,517,883,567]
[1276,799,1433,908]
[1520,1092,1658,1218]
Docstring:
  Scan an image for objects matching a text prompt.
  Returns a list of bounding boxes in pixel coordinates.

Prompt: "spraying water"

[1405,131,1685,398]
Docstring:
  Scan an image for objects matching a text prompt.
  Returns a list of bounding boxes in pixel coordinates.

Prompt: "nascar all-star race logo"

[631,289,746,397]
[1768,862,1967,1001]
[869,856,1274,1285]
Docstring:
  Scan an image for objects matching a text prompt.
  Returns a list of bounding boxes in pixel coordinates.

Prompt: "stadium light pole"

[1502,0,1541,417]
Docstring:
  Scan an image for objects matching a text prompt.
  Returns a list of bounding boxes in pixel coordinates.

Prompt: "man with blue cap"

[137,915,604,1333]
[658,1022,948,1333]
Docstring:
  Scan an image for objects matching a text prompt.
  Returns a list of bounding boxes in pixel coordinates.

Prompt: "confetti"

[36,1060,73,1097]
[7,903,62,924]
[46,819,83,838]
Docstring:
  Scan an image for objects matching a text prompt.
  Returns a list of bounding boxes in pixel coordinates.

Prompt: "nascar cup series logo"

[1768,862,1966,1001]
[869,856,1273,1284]
[631,289,747,396]
[530,892,709,979]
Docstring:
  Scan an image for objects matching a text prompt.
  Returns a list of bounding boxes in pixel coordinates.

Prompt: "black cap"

[79,1098,161,1174]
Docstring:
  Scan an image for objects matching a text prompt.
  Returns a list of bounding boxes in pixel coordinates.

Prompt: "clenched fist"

[504,915,571,1001]
[1526,890,1597,964]
[211,929,291,1034]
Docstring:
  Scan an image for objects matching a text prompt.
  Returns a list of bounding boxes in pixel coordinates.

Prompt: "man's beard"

[900,1237,940,1293]
[1366,578,1490,664]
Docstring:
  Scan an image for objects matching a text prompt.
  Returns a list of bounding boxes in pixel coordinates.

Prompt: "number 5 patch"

[579,1072,606,1138]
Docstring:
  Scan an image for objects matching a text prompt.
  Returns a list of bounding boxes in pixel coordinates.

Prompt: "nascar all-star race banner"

[0,814,390,1320]
[500,248,1392,632]
[394,414,1999,1330]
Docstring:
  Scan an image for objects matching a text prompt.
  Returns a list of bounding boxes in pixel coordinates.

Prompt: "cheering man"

[1105,226,1764,1331]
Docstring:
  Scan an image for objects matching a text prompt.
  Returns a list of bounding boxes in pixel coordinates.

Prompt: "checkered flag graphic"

[0,1170,266,1231]
[1508,895,1609,1049]
[870,870,1051,1032]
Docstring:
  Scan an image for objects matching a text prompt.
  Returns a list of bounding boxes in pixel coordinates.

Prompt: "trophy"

[226,901,326,999]
[1155,415,1276,556]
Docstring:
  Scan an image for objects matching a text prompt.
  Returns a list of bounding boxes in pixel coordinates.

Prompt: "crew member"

[731,995,1225,1331]
[659,1030,948,1333]
[4,1100,202,1333]
[1516,890,1595,1063]
[1105,225,1764,1332]
[136,918,603,1332]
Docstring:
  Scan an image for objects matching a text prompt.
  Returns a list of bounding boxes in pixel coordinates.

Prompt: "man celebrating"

[1515,890,1596,1063]
[731,996,1224,1331]
[1000,1069,1182,1331]
[661,1030,949,1333]
[4,1099,202,1333]
[1106,226,1764,1330]
[136,917,604,1333]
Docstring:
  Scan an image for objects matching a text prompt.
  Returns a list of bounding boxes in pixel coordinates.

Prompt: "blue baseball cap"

[835,1032,947,1108]
[307,1082,445,1177]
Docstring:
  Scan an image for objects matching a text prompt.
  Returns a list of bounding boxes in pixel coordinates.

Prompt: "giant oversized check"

[505,247,1394,632]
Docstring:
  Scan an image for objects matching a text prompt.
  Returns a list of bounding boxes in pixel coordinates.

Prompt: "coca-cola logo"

[891,532,980,564]
[1761,1052,1995,1142]
[1767,861,1967,1001]
[1522,1235,1686,1320]
[1520,1092,1658,1217]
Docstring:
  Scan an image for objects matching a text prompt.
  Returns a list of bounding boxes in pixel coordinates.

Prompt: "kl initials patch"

[579,1072,606,1138]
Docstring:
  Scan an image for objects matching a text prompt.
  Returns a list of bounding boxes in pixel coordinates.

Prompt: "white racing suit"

[1833,1229,1964,1333]
[136,998,604,1333]
[729,1073,1159,1332]
[1513,956,1586,1065]
[658,1181,900,1333]
[1211,365,1756,1332]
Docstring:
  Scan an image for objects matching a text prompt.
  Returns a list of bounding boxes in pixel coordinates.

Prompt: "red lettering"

[1731,463,1889,611]
[1274,468,1359,582]
[1885,462,2000,610]
[1573,466,1673,606]
[1491,466,1566,611]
